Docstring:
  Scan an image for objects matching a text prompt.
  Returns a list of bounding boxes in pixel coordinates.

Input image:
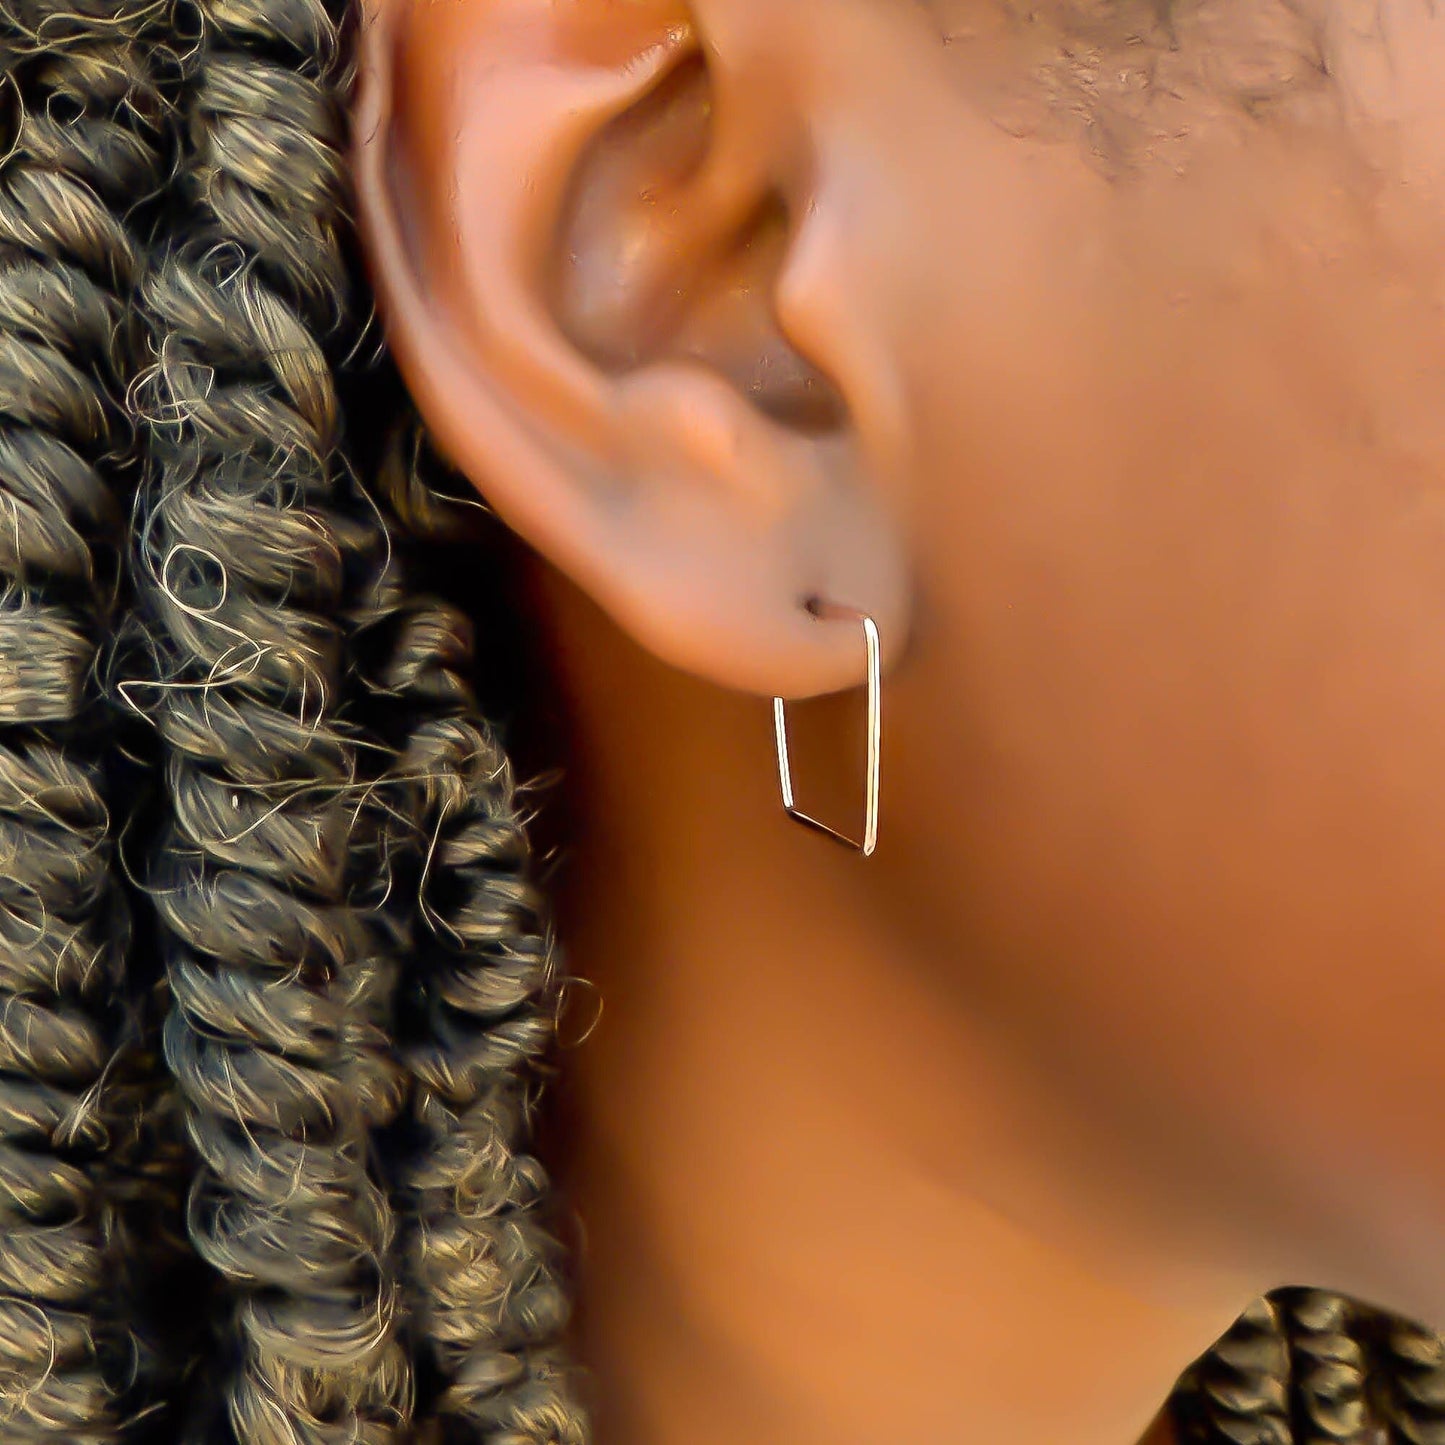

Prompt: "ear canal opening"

[730,190,848,434]
[549,43,848,436]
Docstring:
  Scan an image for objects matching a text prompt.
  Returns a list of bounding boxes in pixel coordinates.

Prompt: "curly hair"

[0,1,187,1437]
[119,0,584,1440]
[123,0,415,1435]
[3,2,1445,1445]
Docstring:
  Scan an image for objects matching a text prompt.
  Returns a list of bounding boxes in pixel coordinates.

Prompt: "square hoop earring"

[772,607,881,857]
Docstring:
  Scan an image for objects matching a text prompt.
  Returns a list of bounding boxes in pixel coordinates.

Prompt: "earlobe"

[352,0,912,698]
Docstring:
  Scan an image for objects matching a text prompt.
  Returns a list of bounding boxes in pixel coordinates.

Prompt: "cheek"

[881,468,1445,1297]
[876,658,1320,1286]
[827,47,1445,1284]
[873,426,1399,1285]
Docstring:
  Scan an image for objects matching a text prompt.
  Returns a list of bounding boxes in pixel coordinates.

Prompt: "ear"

[351,0,911,698]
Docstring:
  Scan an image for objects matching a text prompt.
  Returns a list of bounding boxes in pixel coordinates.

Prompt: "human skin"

[352,2,1445,1442]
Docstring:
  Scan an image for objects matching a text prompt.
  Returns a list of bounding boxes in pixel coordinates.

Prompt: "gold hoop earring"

[772,606,882,857]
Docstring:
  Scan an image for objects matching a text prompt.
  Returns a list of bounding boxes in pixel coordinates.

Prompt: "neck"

[524,562,1253,1445]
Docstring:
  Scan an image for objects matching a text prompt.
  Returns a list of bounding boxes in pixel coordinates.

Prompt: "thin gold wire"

[772,612,881,857]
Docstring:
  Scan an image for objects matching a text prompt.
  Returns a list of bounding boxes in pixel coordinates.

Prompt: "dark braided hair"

[1282,1289,1373,1445]
[122,0,584,1439]
[1167,1288,1445,1445]
[360,415,585,1441]
[123,0,413,1437]
[0,1,183,1437]
[1366,1308,1445,1445]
